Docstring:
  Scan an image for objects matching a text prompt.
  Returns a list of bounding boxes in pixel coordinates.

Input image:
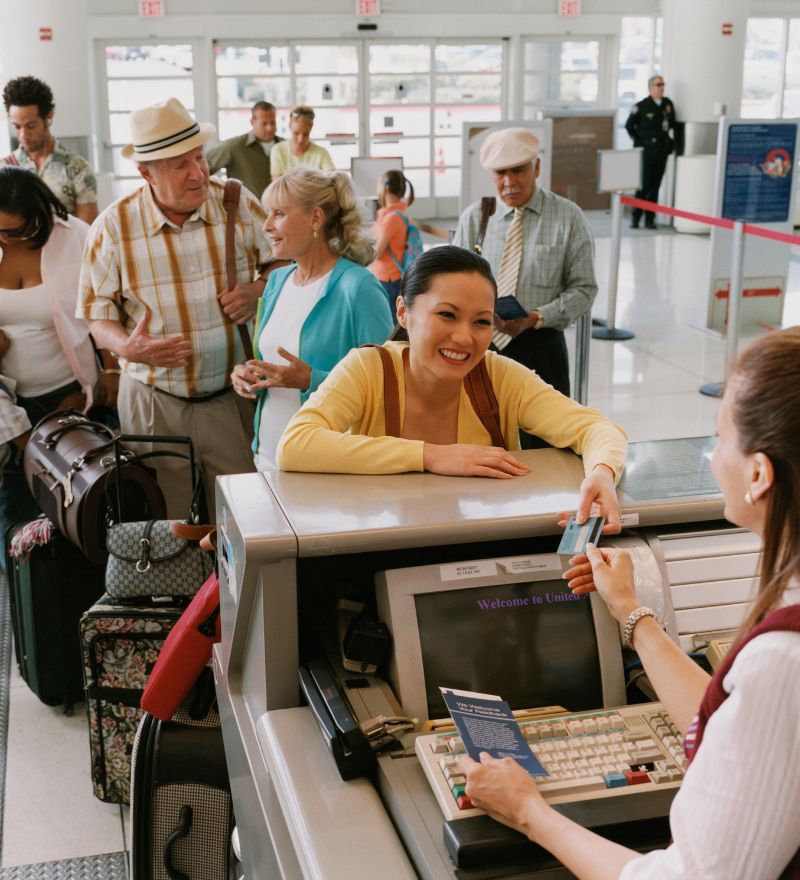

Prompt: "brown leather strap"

[169,522,217,542]
[474,197,496,255]
[361,345,401,437]
[464,360,506,448]
[364,344,505,448]
[223,179,254,361]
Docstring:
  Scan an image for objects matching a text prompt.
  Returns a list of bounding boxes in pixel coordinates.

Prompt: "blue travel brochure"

[440,688,547,777]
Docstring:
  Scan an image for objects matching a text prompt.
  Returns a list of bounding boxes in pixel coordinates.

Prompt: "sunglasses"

[652,81,665,87]
[291,110,315,120]
[0,224,34,240]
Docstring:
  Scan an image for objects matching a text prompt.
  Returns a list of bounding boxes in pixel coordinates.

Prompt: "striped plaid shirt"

[453,186,597,331]
[78,178,269,397]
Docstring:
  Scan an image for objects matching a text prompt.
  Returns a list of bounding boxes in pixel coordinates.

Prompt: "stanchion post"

[700,220,745,398]
[592,191,634,341]
[573,310,591,406]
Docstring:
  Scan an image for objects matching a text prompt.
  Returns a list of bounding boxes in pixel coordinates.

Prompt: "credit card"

[556,515,605,555]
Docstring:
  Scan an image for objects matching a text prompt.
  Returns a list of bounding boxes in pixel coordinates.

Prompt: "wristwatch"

[622,606,657,649]
[532,311,545,330]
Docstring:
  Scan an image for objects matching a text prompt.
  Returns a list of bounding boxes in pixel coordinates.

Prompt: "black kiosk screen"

[414,580,603,720]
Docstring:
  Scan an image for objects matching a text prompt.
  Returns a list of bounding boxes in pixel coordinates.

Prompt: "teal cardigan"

[251,256,394,454]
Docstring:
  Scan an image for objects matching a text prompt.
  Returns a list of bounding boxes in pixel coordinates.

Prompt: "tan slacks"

[118,374,256,521]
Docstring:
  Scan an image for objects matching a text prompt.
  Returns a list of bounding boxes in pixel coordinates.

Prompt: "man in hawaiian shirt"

[3,75,98,224]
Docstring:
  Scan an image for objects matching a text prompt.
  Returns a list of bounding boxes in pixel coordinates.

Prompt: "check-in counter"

[213,437,756,879]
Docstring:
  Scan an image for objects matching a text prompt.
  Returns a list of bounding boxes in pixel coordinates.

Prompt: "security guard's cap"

[480,128,541,171]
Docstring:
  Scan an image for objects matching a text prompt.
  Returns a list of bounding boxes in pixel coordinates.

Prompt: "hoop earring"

[744,492,753,506]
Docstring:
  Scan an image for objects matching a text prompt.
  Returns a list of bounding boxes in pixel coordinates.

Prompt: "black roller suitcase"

[130,670,234,880]
[80,594,187,804]
[6,521,105,714]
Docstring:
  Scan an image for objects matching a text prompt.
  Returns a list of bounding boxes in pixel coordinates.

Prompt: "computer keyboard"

[416,703,685,822]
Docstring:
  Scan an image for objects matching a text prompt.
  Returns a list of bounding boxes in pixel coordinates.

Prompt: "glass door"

[97,42,198,196]
[214,40,360,172]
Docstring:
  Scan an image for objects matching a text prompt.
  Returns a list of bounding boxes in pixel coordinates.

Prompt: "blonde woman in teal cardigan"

[231,167,393,469]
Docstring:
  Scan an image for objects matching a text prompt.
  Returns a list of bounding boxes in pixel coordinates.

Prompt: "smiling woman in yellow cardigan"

[277,246,627,530]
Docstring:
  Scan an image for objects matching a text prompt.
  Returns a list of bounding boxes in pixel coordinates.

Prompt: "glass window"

[216,77,292,110]
[103,44,195,184]
[616,17,663,146]
[434,74,502,104]
[369,106,431,137]
[369,44,430,74]
[434,104,500,136]
[105,45,193,78]
[369,75,431,105]
[311,106,359,138]
[107,78,194,112]
[435,44,503,73]
[295,75,358,106]
[294,44,358,75]
[741,18,786,117]
[404,168,430,198]
[214,45,291,76]
[523,39,599,111]
[785,19,800,115]
[371,136,431,166]
[434,168,461,197]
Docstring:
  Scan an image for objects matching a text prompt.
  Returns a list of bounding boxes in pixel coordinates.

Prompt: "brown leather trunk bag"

[23,410,166,563]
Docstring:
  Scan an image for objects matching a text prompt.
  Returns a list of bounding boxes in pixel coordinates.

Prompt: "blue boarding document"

[440,687,547,776]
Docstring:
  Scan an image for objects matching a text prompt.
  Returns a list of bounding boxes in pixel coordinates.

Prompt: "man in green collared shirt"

[207,101,282,200]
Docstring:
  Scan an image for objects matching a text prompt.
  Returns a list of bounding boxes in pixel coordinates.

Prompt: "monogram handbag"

[23,411,166,563]
[105,520,213,600]
[104,439,212,600]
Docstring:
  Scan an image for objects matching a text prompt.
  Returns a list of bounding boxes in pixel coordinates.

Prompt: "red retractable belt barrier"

[620,195,800,245]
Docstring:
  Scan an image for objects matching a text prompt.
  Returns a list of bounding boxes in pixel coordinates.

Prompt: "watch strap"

[623,606,657,649]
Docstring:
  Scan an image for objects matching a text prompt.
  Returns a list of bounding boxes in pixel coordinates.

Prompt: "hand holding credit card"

[557,515,605,555]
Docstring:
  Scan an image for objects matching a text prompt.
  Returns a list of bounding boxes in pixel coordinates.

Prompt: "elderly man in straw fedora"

[453,127,597,448]
[78,98,272,519]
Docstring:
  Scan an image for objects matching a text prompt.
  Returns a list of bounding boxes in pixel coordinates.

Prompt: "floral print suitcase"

[80,595,187,804]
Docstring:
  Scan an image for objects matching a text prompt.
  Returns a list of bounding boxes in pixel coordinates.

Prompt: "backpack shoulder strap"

[386,210,409,275]
[222,179,254,361]
[464,358,505,449]
[473,197,496,255]
[360,345,401,437]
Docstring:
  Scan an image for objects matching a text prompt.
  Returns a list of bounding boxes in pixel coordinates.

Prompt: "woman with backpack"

[369,169,417,318]
[277,246,626,533]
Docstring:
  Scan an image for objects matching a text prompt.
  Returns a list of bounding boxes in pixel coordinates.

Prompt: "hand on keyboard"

[459,751,546,837]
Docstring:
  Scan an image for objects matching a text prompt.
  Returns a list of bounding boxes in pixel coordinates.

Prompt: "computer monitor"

[375,551,626,725]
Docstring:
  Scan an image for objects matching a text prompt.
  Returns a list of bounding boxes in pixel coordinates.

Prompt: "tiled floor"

[2,219,798,872]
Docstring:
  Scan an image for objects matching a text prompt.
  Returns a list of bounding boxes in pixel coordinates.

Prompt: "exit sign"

[356,0,380,15]
[559,0,581,15]
[139,0,165,17]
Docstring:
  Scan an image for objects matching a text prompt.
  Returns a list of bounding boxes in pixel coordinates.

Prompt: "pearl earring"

[312,229,318,240]
[744,492,753,506]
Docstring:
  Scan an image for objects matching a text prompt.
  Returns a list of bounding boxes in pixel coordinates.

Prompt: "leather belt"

[152,384,233,404]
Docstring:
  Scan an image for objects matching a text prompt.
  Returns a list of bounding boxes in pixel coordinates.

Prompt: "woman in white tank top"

[0,166,115,555]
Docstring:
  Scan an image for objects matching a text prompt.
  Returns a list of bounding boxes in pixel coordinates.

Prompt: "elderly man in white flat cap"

[77,98,272,518]
[453,127,597,448]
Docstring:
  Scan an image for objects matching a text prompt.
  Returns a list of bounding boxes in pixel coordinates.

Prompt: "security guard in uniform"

[625,75,676,229]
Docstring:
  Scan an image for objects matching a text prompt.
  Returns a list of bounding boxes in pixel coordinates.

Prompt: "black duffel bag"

[23,410,166,563]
